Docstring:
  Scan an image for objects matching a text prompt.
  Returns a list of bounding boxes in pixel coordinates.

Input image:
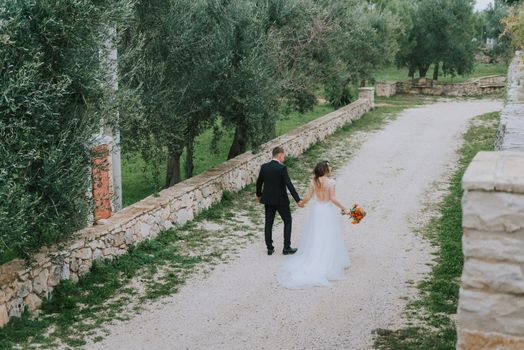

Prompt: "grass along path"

[373,111,500,349]
[371,63,508,84]
[0,95,426,349]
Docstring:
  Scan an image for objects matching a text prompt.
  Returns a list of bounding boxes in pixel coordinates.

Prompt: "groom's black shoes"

[267,248,275,255]
[283,247,297,255]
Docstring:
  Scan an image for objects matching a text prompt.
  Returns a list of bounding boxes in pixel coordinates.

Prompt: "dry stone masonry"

[0,88,374,327]
[457,151,524,349]
[497,51,524,152]
[457,52,524,350]
[376,75,506,98]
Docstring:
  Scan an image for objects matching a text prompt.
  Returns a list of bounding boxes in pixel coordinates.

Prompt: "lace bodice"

[313,178,336,202]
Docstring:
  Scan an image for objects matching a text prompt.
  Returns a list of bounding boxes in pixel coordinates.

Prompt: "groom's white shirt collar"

[272,158,282,164]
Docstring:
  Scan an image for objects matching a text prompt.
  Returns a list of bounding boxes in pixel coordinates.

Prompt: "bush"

[325,83,359,108]
[0,1,129,261]
[503,2,524,51]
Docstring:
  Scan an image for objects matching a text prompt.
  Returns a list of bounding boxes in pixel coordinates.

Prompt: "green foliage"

[502,1,524,50]
[0,0,132,260]
[120,0,326,180]
[319,0,403,103]
[119,0,224,187]
[484,0,510,38]
[120,0,406,183]
[475,0,513,61]
[374,0,416,73]
[397,0,477,79]
[325,84,358,108]
[212,0,283,159]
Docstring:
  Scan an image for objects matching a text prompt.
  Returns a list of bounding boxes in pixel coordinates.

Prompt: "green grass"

[121,104,335,207]
[372,63,508,84]
[0,95,424,349]
[373,111,500,350]
[275,104,334,135]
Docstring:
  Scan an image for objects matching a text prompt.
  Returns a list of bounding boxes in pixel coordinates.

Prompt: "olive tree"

[0,0,133,260]
[119,0,224,186]
[397,0,477,80]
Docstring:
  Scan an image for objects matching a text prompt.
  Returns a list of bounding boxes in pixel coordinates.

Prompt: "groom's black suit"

[256,160,301,250]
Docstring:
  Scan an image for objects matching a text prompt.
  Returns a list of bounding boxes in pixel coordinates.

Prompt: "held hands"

[257,196,306,208]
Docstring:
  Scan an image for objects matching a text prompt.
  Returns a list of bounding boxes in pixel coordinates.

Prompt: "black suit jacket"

[256,160,301,206]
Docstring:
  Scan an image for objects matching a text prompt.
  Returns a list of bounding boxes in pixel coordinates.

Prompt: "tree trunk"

[408,66,416,79]
[360,79,366,87]
[185,140,194,179]
[227,125,248,160]
[432,62,440,81]
[165,147,182,188]
[418,65,429,78]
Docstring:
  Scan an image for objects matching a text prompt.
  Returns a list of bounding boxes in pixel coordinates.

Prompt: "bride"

[277,161,350,289]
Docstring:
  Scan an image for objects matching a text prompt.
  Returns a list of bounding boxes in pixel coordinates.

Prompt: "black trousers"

[264,204,292,249]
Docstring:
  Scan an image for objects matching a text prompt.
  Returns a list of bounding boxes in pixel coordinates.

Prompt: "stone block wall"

[0,88,374,327]
[497,51,524,151]
[375,75,506,98]
[375,81,397,98]
[457,151,524,349]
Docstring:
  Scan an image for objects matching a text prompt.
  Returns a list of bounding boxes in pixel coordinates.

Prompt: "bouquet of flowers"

[346,204,366,224]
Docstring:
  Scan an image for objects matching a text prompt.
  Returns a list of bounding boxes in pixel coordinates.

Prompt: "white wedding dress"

[277,178,350,289]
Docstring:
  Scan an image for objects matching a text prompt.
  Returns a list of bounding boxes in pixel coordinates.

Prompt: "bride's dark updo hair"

[313,161,330,188]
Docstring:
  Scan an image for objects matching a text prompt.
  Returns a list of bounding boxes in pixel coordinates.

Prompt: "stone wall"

[375,80,397,98]
[0,88,375,327]
[375,75,506,98]
[457,151,524,349]
[457,53,524,349]
[497,51,524,151]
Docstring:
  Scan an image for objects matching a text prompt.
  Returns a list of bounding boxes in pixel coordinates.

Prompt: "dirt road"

[90,99,502,350]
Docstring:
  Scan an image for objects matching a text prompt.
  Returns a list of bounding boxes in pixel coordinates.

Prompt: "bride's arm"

[329,185,348,213]
[301,182,314,206]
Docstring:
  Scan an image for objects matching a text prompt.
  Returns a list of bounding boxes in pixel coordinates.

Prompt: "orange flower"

[347,203,366,224]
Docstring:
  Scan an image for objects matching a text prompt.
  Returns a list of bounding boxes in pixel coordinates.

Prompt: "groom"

[256,146,303,256]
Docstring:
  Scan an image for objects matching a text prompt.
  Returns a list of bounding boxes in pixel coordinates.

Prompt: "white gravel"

[89,99,502,350]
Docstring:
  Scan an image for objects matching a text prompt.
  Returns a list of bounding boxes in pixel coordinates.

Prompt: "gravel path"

[90,99,502,350]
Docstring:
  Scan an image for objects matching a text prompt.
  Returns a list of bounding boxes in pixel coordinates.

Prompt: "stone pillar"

[497,51,524,152]
[91,137,114,221]
[111,131,122,211]
[375,81,397,98]
[457,151,524,349]
[101,25,123,212]
[358,87,375,108]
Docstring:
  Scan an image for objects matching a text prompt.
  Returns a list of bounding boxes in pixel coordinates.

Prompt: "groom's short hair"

[272,146,284,157]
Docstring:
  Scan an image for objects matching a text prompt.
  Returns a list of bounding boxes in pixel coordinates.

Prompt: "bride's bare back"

[302,176,347,212]
[313,177,333,201]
